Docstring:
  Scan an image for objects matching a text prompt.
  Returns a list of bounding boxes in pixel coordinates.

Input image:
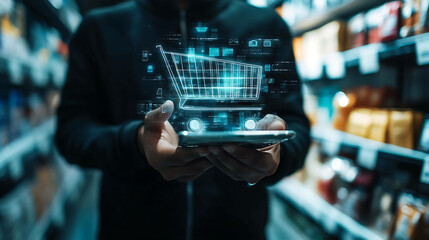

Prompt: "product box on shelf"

[390,192,429,239]
[388,110,415,149]
[0,2,25,38]
[418,115,429,152]
[348,13,367,48]
[380,1,402,42]
[401,0,429,37]
[301,20,352,60]
[366,6,384,44]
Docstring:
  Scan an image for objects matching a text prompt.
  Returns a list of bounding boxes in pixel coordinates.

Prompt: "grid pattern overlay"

[157,46,263,101]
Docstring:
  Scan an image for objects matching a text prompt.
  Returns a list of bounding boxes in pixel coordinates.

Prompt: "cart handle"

[157,45,182,98]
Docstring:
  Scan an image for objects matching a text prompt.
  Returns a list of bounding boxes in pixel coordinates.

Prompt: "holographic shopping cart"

[157,45,263,131]
[157,45,263,110]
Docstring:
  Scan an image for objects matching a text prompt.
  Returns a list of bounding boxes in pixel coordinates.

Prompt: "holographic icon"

[222,48,234,57]
[248,40,258,47]
[147,65,154,73]
[142,51,149,62]
[263,40,272,47]
[156,88,163,98]
[229,39,239,45]
[195,26,208,33]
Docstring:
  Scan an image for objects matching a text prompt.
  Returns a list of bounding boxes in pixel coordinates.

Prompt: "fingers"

[145,100,175,131]
[207,147,266,184]
[206,154,243,181]
[150,142,209,168]
[160,158,213,181]
[257,114,287,130]
[222,145,277,176]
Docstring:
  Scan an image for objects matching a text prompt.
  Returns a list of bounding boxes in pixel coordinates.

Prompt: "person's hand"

[207,114,286,184]
[138,100,211,182]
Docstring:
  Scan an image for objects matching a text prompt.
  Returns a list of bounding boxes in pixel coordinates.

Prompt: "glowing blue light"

[209,48,220,57]
[244,119,257,130]
[147,65,154,73]
[222,48,234,57]
[249,40,258,47]
[188,118,202,132]
[196,27,208,33]
[265,64,271,72]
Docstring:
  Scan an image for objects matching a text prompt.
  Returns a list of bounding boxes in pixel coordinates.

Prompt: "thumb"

[145,100,175,130]
[268,120,286,130]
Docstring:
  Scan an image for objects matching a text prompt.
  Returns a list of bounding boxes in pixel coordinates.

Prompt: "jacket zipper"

[180,11,193,240]
[186,181,194,240]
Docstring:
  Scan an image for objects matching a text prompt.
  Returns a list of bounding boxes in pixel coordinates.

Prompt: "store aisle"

[59,171,101,240]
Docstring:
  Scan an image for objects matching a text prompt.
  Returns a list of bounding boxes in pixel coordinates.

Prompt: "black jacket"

[55,0,310,239]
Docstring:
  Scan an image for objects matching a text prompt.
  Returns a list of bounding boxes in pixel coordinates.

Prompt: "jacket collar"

[137,0,231,20]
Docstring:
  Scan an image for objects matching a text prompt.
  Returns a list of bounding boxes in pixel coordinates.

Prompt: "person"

[55,0,310,239]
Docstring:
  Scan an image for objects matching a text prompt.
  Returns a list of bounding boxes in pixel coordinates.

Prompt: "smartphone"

[178,130,296,148]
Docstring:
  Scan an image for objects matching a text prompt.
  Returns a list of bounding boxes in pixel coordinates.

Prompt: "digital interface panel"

[136,22,299,132]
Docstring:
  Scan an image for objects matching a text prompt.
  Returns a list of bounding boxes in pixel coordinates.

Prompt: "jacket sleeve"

[55,14,150,180]
[261,16,311,186]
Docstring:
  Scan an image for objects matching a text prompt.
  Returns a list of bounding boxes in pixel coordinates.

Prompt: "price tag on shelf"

[416,35,429,66]
[8,59,24,85]
[359,45,380,75]
[420,156,429,184]
[323,141,341,156]
[357,148,378,170]
[8,156,23,181]
[303,57,323,80]
[325,53,346,79]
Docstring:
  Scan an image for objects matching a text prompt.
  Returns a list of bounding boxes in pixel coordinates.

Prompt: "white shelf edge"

[299,32,429,81]
[0,118,56,169]
[311,125,429,161]
[290,0,390,36]
[270,179,386,240]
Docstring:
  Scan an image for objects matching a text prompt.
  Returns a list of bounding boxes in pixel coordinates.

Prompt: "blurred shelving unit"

[312,126,429,163]
[271,0,429,239]
[270,179,386,240]
[290,0,390,36]
[0,0,84,239]
[28,165,83,240]
[0,118,55,169]
[20,0,73,40]
[298,32,429,81]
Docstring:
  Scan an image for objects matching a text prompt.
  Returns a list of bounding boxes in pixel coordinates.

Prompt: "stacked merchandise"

[271,1,429,238]
[287,0,429,62]
[0,1,84,239]
[280,0,353,27]
[0,153,59,239]
[331,86,426,150]
[303,85,429,152]
[0,1,67,150]
[293,142,429,239]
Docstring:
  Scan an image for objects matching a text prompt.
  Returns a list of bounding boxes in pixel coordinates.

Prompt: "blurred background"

[1,0,429,239]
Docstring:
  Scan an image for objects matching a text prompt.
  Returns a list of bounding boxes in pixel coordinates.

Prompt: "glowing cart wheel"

[187,118,203,132]
[244,119,257,131]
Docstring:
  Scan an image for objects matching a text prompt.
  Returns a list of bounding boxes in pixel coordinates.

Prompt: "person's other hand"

[207,114,286,184]
[138,100,211,182]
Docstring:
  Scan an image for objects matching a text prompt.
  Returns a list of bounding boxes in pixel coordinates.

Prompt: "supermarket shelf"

[0,47,67,87]
[28,166,83,240]
[312,126,429,162]
[271,179,386,240]
[343,33,425,67]
[291,0,389,36]
[0,118,56,170]
[21,0,72,40]
[300,32,429,81]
